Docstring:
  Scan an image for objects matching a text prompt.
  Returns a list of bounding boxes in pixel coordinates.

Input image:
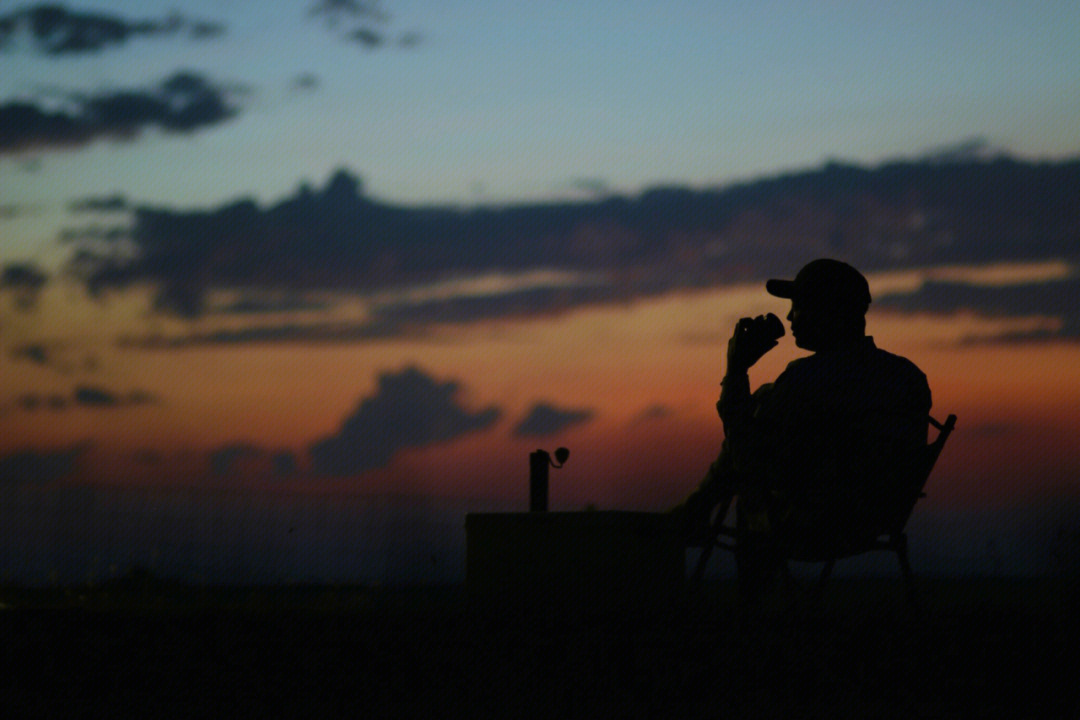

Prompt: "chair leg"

[690,494,734,583]
[811,559,835,602]
[819,559,835,584]
[691,543,714,583]
[779,561,799,601]
[894,534,920,608]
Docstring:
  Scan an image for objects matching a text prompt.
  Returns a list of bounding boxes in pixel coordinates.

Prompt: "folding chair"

[691,414,957,605]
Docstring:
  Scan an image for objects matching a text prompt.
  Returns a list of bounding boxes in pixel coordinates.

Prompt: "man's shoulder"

[868,344,930,387]
[864,343,933,412]
[870,343,925,371]
[775,339,931,403]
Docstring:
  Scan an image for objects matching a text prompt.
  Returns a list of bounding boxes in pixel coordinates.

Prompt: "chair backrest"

[779,413,956,562]
[883,413,956,535]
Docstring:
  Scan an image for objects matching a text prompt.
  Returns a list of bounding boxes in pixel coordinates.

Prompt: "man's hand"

[727,315,781,374]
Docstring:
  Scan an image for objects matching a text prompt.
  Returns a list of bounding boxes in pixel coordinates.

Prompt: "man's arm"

[670,315,780,521]
[717,315,779,440]
[717,369,752,439]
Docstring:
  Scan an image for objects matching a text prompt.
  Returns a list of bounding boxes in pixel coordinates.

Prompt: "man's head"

[766,259,871,351]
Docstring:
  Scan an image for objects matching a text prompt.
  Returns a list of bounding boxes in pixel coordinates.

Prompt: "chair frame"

[691,414,957,605]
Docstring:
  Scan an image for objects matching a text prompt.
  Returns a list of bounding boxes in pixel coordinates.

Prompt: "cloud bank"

[876,274,1080,342]
[53,155,1080,342]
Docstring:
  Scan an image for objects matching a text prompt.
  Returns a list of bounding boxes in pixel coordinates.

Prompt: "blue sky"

[2,0,1079,263]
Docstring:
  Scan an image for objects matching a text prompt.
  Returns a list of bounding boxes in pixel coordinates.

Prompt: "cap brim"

[765,278,796,298]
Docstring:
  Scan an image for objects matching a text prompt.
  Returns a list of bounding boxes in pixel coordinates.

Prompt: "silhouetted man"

[676,259,932,597]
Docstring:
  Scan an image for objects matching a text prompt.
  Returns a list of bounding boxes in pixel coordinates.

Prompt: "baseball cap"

[766,259,872,310]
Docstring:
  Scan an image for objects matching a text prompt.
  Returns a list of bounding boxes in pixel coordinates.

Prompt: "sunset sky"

[2,1,1079,584]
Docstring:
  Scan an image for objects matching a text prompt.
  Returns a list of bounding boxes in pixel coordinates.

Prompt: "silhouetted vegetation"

[1,579,1075,717]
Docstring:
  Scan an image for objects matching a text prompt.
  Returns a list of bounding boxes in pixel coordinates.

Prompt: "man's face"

[787,298,821,351]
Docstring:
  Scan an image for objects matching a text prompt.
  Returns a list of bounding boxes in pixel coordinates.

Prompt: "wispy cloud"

[290,73,320,93]
[73,385,156,408]
[307,0,420,50]
[0,5,225,55]
[12,386,158,411]
[347,27,383,48]
[308,0,389,25]
[0,203,31,219]
[0,72,242,155]
[632,404,673,423]
[68,194,129,213]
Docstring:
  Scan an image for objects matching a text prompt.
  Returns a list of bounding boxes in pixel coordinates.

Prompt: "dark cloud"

[15,393,67,411]
[10,386,156,411]
[210,444,259,477]
[513,403,594,438]
[11,343,49,365]
[0,445,85,484]
[70,385,157,408]
[68,194,128,213]
[73,385,117,406]
[310,366,501,476]
[634,404,673,422]
[398,31,422,48]
[1,262,48,310]
[188,20,226,41]
[291,73,320,92]
[347,27,384,48]
[0,6,225,55]
[308,0,421,50]
[272,451,298,477]
[0,72,241,155]
[876,275,1080,342]
[1,262,47,289]
[308,0,389,25]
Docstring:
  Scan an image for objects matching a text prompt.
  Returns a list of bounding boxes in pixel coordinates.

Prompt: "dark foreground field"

[2,578,1077,719]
